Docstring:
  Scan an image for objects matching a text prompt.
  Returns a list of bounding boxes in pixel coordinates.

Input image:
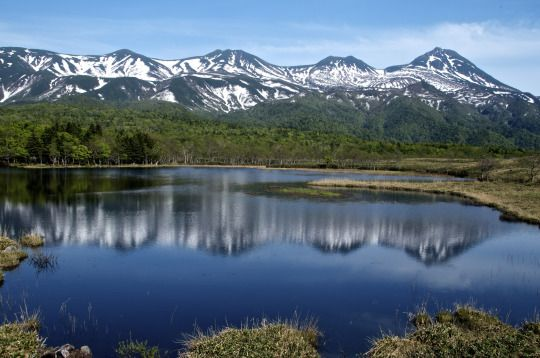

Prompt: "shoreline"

[309,179,540,226]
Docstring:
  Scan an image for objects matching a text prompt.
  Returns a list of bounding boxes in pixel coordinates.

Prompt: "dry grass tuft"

[367,306,540,357]
[20,233,45,248]
[180,318,320,358]
[0,236,28,271]
[0,312,44,357]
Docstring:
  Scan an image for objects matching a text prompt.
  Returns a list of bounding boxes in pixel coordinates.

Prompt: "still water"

[0,168,538,357]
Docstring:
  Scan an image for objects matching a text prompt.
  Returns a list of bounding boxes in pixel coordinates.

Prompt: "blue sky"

[1,0,539,93]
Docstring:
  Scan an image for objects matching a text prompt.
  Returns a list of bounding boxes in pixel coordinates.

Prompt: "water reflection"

[0,168,518,264]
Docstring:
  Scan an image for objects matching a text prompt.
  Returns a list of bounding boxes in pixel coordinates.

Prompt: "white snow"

[152,90,177,103]
[94,78,108,90]
[0,47,531,111]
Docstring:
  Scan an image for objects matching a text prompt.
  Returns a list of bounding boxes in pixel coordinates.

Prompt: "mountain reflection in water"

[0,168,512,264]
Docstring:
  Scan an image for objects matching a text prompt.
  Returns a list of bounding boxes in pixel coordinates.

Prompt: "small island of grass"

[0,236,28,275]
[241,183,344,200]
[181,320,320,358]
[368,306,540,357]
[274,186,342,198]
[20,233,45,248]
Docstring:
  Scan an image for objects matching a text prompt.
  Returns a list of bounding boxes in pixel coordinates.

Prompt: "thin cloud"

[247,21,540,93]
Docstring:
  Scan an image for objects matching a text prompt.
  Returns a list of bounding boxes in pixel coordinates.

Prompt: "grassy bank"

[0,317,92,357]
[368,306,540,357]
[309,179,540,225]
[337,156,540,182]
[2,310,538,357]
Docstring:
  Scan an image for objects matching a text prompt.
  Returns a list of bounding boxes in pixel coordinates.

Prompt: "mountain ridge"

[0,46,538,130]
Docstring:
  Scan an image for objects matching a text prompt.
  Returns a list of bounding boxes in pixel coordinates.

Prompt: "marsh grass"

[0,307,44,357]
[20,232,45,248]
[354,156,540,183]
[116,338,160,358]
[310,179,540,225]
[274,187,342,198]
[180,317,320,358]
[367,306,540,357]
[240,182,344,200]
[0,235,17,250]
[30,252,58,273]
[0,236,28,272]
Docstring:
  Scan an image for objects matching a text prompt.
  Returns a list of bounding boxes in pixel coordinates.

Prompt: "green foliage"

[223,93,540,150]
[116,339,160,358]
[0,101,531,167]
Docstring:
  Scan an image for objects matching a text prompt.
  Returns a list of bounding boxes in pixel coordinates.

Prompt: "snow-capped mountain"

[0,46,537,112]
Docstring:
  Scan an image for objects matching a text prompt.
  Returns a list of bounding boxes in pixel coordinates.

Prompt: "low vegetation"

[0,316,92,357]
[368,306,540,357]
[273,186,342,198]
[0,317,44,357]
[20,232,45,247]
[240,183,344,200]
[310,179,540,225]
[116,339,160,358]
[0,235,28,272]
[30,252,58,273]
[181,319,320,358]
[1,309,538,357]
[347,156,540,182]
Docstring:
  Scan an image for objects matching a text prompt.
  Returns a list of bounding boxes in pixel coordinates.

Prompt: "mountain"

[1,46,539,149]
[1,46,537,109]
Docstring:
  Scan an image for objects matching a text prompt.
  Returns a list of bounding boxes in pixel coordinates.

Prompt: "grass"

[367,306,540,357]
[310,179,540,225]
[116,339,160,358]
[181,319,320,358]
[20,233,45,248]
[0,317,44,357]
[240,182,344,200]
[30,252,58,273]
[274,186,342,198]
[346,156,540,182]
[0,236,28,271]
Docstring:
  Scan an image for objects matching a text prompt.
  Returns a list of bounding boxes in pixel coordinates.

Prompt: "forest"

[0,100,529,167]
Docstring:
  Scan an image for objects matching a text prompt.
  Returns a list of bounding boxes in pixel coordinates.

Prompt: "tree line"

[0,102,528,167]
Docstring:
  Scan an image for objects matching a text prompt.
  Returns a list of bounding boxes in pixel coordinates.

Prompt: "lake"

[0,167,539,357]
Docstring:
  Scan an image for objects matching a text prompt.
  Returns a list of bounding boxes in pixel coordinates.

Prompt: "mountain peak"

[316,55,375,71]
[206,49,254,58]
[106,49,140,57]
[409,47,470,70]
[380,47,514,91]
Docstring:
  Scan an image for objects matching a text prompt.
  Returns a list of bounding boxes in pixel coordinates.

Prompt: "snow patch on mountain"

[152,90,177,103]
[0,46,535,112]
